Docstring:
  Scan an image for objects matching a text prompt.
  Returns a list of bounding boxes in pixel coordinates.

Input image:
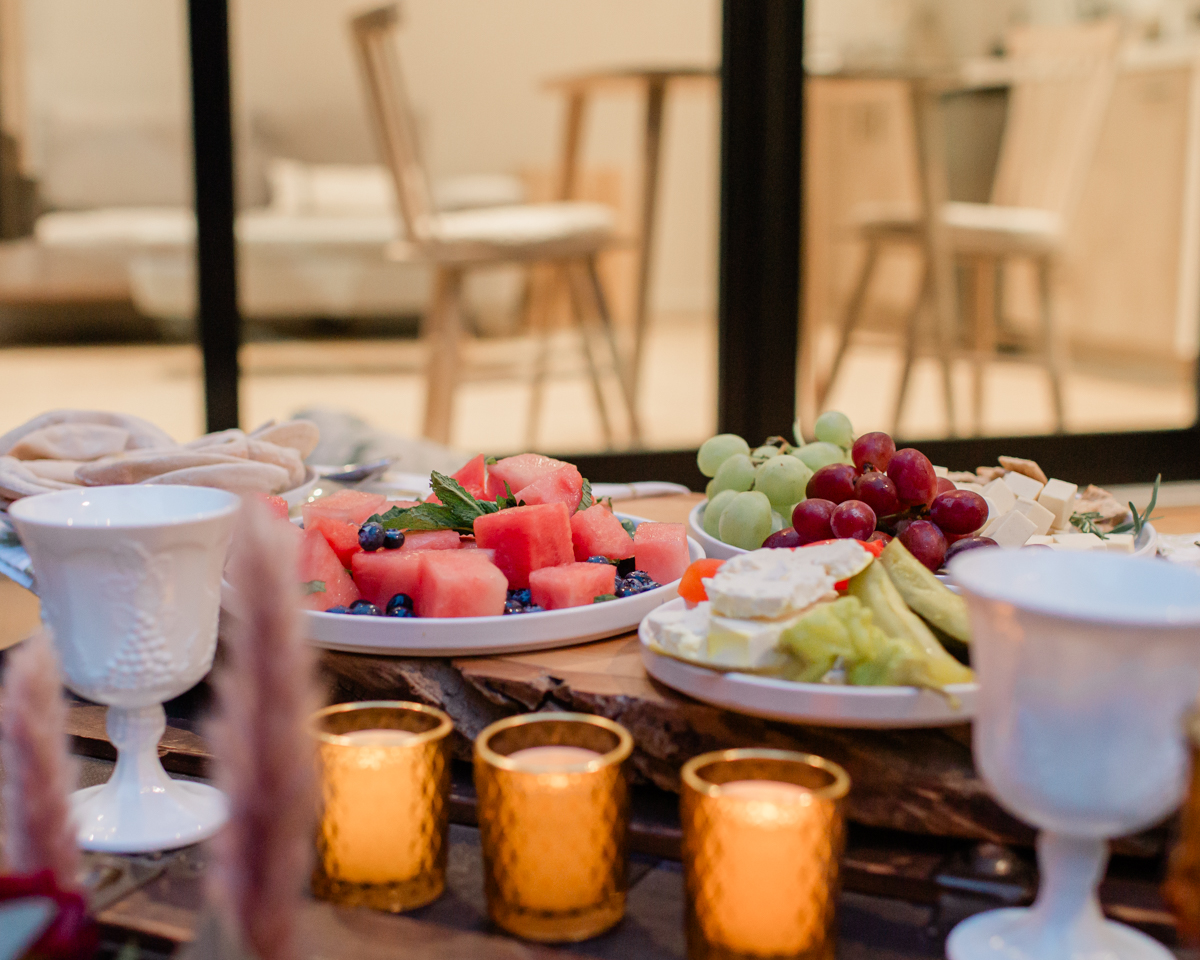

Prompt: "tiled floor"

[0,312,1191,454]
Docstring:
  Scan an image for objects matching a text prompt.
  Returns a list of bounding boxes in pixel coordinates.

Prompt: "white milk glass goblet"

[10,485,240,853]
[948,548,1200,960]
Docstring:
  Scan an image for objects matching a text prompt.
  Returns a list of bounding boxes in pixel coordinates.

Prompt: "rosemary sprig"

[1110,474,1161,538]
[1069,511,1109,539]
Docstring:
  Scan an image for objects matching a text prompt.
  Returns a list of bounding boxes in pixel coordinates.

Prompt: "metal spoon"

[317,457,395,484]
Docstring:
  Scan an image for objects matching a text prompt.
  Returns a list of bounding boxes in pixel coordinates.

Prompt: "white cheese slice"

[706,612,804,668]
[1002,471,1045,500]
[1037,478,1079,528]
[1025,535,1055,546]
[1103,533,1136,554]
[989,510,1038,548]
[643,602,710,660]
[702,545,860,620]
[1013,496,1055,537]
[1051,532,1104,551]
[954,481,987,496]
[933,465,949,478]
[982,479,1016,516]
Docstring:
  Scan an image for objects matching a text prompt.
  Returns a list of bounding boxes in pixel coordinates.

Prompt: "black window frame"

[189,0,1200,489]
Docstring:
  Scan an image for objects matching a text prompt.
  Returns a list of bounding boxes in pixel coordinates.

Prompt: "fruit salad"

[645,537,974,690]
[697,412,1156,572]
[291,453,692,618]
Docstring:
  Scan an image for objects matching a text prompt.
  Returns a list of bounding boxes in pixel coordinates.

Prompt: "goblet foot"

[946,907,1171,960]
[71,703,227,853]
[948,833,1171,960]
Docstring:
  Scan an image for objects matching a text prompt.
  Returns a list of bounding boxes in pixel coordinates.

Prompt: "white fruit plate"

[640,598,977,728]
[688,500,1159,563]
[293,514,704,657]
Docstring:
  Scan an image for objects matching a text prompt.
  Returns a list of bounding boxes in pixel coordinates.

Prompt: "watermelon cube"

[514,463,584,511]
[302,490,387,528]
[489,454,567,495]
[298,527,360,611]
[633,522,690,585]
[571,504,634,561]
[351,549,426,608]
[257,493,290,522]
[530,562,617,610]
[308,516,362,568]
[400,530,462,553]
[416,552,507,617]
[473,502,573,588]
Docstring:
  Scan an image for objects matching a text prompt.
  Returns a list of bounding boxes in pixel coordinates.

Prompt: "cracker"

[246,439,306,488]
[143,460,291,495]
[0,410,174,455]
[9,423,131,462]
[22,459,86,484]
[998,456,1048,484]
[250,419,320,459]
[0,456,75,499]
[76,450,250,486]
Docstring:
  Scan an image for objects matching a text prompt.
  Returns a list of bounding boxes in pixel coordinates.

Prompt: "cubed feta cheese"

[1025,535,1056,546]
[1051,533,1104,551]
[988,510,1038,548]
[1103,533,1136,554]
[644,602,710,659]
[933,465,949,478]
[1002,471,1045,500]
[1013,496,1055,537]
[707,613,801,668]
[1037,478,1079,528]
[982,479,1016,516]
[954,481,987,496]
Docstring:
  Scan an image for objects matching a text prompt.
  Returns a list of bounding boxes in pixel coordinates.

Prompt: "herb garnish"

[303,580,326,595]
[1110,474,1161,538]
[1069,512,1109,539]
[593,593,617,603]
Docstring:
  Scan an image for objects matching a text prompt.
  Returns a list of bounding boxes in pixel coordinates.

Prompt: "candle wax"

[702,779,824,956]
[322,727,426,884]
[498,745,608,912]
[507,745,600,767]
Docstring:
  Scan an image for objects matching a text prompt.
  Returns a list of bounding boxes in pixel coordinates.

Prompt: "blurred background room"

[0,0,1197,462]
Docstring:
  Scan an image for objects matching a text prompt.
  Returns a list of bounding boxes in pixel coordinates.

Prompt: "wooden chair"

[817,20,1121,435]
[350,5,640,447]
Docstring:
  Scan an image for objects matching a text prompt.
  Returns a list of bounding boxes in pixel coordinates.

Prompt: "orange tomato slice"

[677,558,725,604]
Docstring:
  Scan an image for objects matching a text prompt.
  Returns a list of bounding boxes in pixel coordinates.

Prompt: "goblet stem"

[71,703,227,853]
[1027,832,1108,938]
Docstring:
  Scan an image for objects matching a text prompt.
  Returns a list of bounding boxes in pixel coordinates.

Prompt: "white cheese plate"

[688,500,1158,565]
[640,598,977,728]
[226,514,704,658]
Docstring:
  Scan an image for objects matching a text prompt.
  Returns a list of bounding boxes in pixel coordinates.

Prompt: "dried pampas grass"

[207,499,319,960]
[1,630,79,887]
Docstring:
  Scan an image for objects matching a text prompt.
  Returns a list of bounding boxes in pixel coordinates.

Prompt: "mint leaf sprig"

[366,472,522,535]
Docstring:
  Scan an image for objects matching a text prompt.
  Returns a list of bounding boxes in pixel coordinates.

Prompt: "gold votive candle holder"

[474,712,633,942]
[681,749,850,960]
[310,701,452,912]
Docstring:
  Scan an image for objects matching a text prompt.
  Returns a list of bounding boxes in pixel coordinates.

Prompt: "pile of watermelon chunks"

[271,453,690,618]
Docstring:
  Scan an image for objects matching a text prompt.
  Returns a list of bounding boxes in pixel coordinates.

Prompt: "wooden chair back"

[350,4,436,243]
[990,19,1121,225]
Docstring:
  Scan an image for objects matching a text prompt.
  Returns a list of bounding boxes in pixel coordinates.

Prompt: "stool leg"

[565,260,614,448]
[422,266,464,444]
[1038,257,1066,433]
[525,265,561,450]
[583,256,642,444]
[818,239,879,410]
[891,263,930,437]
[971,256,997,437]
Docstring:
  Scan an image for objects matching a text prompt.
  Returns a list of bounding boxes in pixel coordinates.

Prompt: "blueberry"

[626,570,654,584]
[615,557,636,578]
[358,522,386,552]
[614,579,632,598]
[586,555,614,565]
[348,599,382,616]
[326,605,349,614]
[387,606,416,618]
[386,593,415,614]
[383,528,405,550]
[504,599,525,615]
[615,575,659,598]
[507,588,532,606]
[524,603,544,613]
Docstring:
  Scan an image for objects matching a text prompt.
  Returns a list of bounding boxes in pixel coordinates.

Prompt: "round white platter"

[280,468,320,507]
[687,500,1159,563]
[299,514,704,657]
[640,598,977,729]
